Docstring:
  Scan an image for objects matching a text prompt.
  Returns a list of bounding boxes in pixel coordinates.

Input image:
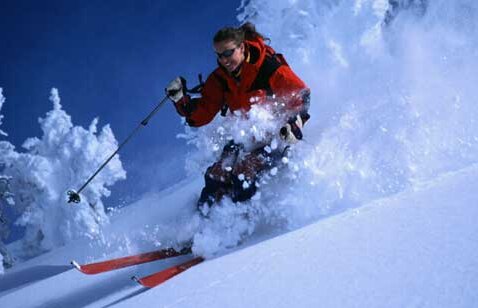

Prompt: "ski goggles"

[216,47,237,59]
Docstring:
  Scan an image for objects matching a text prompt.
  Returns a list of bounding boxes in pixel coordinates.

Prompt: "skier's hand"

[280,114,304,143]
[166,77,187,103]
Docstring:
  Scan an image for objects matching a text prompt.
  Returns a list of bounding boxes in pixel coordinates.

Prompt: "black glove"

[280,114,304,143]
[166,77,187,103]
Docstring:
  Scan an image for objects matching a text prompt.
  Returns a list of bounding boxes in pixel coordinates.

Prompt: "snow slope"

[2,1,478,307]
[1,164,477,308]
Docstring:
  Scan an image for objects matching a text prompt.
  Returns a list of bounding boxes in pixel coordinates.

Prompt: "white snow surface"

[0,164,477,307]
[2,0,478,307]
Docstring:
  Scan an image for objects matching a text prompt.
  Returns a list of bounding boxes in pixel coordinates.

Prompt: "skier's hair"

[213,22,269,45]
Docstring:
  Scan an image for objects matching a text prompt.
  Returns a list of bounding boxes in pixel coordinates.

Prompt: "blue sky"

[0,0,241,205]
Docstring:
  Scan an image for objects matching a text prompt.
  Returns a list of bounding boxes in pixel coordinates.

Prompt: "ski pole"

[67,95,170,204]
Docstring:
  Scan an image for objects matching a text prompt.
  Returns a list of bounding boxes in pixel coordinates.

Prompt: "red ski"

[132,257,204,288]
[71,247,191,275]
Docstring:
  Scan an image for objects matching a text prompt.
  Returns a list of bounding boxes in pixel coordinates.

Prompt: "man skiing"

[166,22,310,213]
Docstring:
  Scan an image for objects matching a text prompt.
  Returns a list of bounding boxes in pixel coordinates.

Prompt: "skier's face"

[214,40,245,73]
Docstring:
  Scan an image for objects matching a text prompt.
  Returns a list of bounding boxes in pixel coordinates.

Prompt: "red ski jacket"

[176,37,310,127]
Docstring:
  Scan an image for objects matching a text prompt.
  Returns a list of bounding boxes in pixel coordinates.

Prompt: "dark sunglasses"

[216,47,237,59]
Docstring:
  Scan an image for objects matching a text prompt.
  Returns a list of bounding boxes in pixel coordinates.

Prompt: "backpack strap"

[248,52,286,95]
[185,74,205,94]
[212,71,231,116]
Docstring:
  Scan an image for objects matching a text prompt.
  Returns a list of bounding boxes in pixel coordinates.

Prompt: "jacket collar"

[216,37,268,86]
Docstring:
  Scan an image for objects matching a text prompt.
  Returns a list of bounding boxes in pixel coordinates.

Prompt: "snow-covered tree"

[0,88,15,272]
[2,88,126,259]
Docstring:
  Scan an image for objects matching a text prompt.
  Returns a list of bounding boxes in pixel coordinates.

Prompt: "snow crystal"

[270,167,278,176]
[270,138,278,150]
[216,126,225,135]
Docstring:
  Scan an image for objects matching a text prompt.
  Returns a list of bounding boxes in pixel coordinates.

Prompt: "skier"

[166,22,310,214]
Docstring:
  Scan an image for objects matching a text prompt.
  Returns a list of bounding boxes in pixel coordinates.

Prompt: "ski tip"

[71,260,82,271]
[132,276,150,288]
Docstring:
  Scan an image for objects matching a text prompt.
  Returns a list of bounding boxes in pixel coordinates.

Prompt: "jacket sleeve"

[268,65,310,115]
[177,73,224,127]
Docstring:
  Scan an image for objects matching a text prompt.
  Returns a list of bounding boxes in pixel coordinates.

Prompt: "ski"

[71,246,192,275]
[132,256,204,288]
